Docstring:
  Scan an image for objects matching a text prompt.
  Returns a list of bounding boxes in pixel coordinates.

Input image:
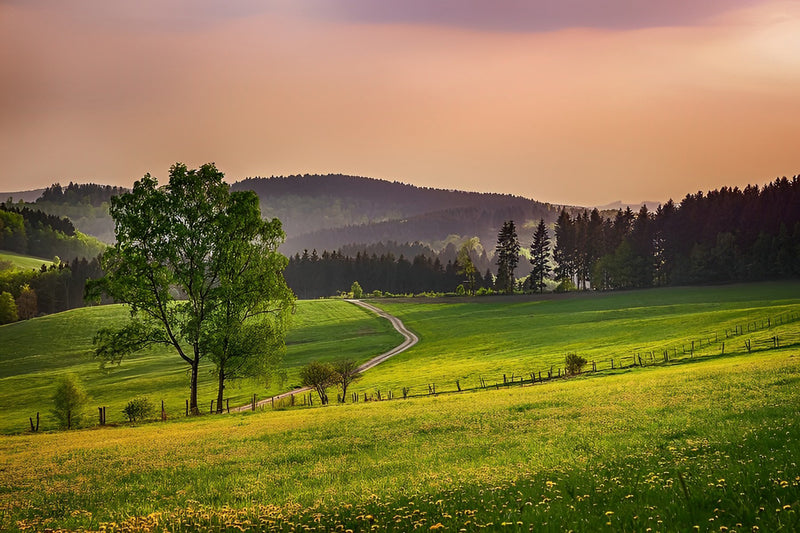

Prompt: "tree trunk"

[216,367,225,414]
[190,359,199,415]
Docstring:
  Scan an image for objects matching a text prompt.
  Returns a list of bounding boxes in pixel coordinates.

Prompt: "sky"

[1,0,799,206]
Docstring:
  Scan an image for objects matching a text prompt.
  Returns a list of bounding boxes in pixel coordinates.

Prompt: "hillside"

[8,175,561,254]
[0,300,401,435]
[233,174,561,254]
[1,283,799,531]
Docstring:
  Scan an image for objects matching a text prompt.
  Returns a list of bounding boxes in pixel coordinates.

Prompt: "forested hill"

[231,174,560,253]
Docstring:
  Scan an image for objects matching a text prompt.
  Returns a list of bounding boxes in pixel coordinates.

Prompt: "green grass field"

[1,282,799,532]
[0,299,402,434]
[350,282,800,396]
[0,250,53,271]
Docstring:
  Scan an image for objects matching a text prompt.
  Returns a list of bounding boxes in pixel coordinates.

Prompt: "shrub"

[554,279,577,293]
[350,281,363,299]
[52,374,89,429]
[123,397,154,422]
[565,353,588,375]
[455,284,466,296]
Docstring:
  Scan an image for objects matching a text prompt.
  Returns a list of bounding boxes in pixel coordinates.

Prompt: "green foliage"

[300,361,338,405]
[554,278,577,293]
[350,281,363,299]
[565,353,587,375]
[2,348,799,532]
[528,218,551,293]
[455,284,466,296]
[495,220,520,294]
[0,299,401,434]
[456,242,477,294]
[0,291,18,324]
[89,163,294,413]
[331,358,362,402]
[51,374,89,429]
[15,284,37,320]
[122,397,154,422]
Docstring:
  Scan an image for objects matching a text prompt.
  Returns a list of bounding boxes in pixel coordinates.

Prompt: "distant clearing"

[0,250,53,271]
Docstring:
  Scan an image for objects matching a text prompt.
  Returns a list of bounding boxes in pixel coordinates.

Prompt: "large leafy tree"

[494,220,520,294]
[529,218,551,293]
[89,163,294,414]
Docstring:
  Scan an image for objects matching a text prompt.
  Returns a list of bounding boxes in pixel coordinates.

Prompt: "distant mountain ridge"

[232,174,562,253]
[7,174,567,255]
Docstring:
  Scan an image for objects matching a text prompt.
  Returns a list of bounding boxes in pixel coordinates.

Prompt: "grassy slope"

[1,282,799,531]
[1,349,798,532]
[0,300,402,434]
[0,250,53,271]
[352,282,800,394]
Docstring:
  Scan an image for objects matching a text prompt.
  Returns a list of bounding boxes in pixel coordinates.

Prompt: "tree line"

[0,257,104,324]
[284,248,495,299]
[551,176,800,289]
[0,202,106,261]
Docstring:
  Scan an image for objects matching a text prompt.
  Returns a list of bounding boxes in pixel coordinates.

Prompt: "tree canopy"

[89,163,294,413]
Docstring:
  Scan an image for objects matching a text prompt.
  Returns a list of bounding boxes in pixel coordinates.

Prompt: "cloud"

[294,0,764,32]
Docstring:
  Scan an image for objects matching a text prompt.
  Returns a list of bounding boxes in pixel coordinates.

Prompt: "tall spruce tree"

[529,218,551,293]
[495,220,520,294]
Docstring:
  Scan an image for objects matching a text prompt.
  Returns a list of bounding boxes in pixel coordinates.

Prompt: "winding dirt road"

[234,299,418,411]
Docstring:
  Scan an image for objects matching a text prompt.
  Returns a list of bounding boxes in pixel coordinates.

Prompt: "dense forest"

[0,257,104,324]
[285,176,800,297]
[2,174,798,306]
[31,182,127,243]
[285,249,494,299]
[553,176,800,290]
[0,202,106,261]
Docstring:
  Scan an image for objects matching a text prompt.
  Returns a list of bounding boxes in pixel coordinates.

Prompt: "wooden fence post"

[721,342,725,355]
[99,406,104,425]
[226,399,230,414]
[186,399,189,416]
[161,400,166,421]
[456,380,461,392]
[611,359,614,370]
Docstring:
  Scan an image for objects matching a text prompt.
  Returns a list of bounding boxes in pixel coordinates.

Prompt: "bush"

[52,374,89,429]
[123,397,154,422]
[565,353,588,375]
[455,284,466,296]
[554,279,577,293]
[350,281,363,299]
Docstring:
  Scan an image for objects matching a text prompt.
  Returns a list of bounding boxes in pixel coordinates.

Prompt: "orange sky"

[1,1,798,206]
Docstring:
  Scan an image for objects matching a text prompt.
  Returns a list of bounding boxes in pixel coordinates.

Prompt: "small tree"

[0,291,18,324]
[332,358,362,402]
[123,397,154,422]
[565,353,587,375]
[15,284,37,320]
[350,281,363,299]
[52,374,89,429]
[300,361,338,405]
[456,243,477,295]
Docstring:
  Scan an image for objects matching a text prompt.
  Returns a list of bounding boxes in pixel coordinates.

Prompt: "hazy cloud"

[283,0,764,32]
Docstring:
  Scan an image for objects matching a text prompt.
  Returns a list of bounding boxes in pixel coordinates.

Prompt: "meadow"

[0,299,402,434]
[0,282,799,531]
[350,282,800,396]
[0,250,52,271]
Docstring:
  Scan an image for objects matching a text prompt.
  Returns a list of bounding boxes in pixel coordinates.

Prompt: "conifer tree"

[529,219,551,293]
[495,220,520,294]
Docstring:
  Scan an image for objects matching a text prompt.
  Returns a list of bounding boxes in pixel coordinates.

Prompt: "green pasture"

[0,250,53,271]
[1,347,798,532]
[0,299,401,434]
[351,282,800,395]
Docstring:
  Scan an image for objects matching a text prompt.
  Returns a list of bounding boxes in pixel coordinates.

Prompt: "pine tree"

[495,220,520,294]
[529,219,551,293]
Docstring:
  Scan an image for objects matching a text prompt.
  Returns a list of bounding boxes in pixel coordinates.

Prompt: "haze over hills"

[5,175,568,255]
[231,174,562,254]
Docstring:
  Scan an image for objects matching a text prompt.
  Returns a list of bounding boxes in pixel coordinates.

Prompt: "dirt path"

[233,299,418,411]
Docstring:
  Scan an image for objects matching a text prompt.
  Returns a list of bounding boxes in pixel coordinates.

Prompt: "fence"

[25,310,800,430]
